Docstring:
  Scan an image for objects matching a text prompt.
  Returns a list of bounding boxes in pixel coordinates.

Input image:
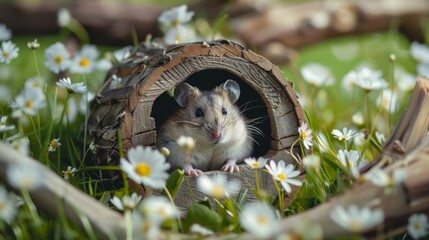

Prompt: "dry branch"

[0,143,126,239]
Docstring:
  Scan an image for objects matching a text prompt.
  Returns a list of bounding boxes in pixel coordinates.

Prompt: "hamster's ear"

[174,82,194,107]
[222,79,240,104]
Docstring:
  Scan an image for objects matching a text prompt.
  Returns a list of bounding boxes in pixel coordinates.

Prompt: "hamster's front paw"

[221,160,239,173]
[183,164,203,177]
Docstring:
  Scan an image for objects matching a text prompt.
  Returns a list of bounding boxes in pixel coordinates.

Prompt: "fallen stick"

[0,143,126,239]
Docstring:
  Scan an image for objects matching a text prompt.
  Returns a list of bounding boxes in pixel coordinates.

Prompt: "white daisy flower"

[0,115,15,132]
[163,24,198,45]
[265,160,302,193]
[0,23,12,41]
[337,149,361,178]
[7,162,44,190]
[196,174,241,199]
[332,127,358,141]
[410,42,429,64]
[343,67,388,92]
[57,8,71,27]
[298,121,313,150]
[62,166,77,181]
[44,42,71,74]
[48,138,61,152]
[0,186,16,222]
[139,195,180,223]
[70,45,111,74]
[417,63,429,77]
[24,76,44,91]
[0,41,19,64]
[110,192,142,211]
[353,131,366,147]
[190,224,214,235]
[7,136,30,156]
[109,74,122,90]
[120,146,170,189]
[407,213,429,239]
[112,46,132,62]
[352,112,364,126]
[394,67,416,92]
[56,77,87,94]
[158,5,194,28]
[239,201,280,239]
[301,63,335,87]
[176,135,195,153]
[132,212,161,240]
[27,39,40,49]
[10,87,46,117]
[302,154,321,170]
[367,168,406,188]
[376,89,398,113]
[244,157,267,169]
[330,205,384,232]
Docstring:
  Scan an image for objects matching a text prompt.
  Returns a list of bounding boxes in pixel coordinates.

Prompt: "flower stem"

[82,74,88,160]
[124,210,132,240]
[272,179,285,216]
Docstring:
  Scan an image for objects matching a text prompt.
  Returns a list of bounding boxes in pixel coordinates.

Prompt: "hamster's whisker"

[248,125,264,137]
[174,120,201,127]
[247,116,269,125]
[246,135,259,146]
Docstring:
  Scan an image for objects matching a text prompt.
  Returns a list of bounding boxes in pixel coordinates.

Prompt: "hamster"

[156,80,253,176]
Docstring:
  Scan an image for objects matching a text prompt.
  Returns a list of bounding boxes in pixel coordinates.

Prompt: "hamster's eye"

[222,107,227,115]
[195,108,204,117]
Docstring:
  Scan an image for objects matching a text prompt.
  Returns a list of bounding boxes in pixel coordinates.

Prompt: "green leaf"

[164,169,185,198]
[183,203,222,232]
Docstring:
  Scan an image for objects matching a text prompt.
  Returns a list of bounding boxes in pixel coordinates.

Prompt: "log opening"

[151,68,271,157]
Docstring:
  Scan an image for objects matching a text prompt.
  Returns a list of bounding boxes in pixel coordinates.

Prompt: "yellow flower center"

[276,173,287,181]
[414,223,421,230]
[158,208,167,216]
[135,163,151,177]
[346,160,353,169]
[349,219,362,232]
[79,58,91,67]
[24,100,33,109]
[2,52,9,58]
[256,215,268,225]
[171,19,179,26]
[251,162,260,168]
[300,131,307,139]
[212,185,225,199]
[141,222,151,234]
[50,140,59,149]
[54,55,63,64]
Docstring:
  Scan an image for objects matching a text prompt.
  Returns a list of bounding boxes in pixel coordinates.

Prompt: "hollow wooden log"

[87,40,306,208]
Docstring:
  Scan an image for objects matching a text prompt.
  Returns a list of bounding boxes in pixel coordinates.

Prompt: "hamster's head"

[174,80,245,144]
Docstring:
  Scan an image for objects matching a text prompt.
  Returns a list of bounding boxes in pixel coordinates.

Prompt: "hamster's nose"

[211,129,221,139]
